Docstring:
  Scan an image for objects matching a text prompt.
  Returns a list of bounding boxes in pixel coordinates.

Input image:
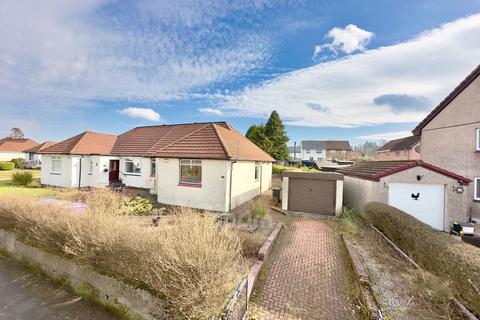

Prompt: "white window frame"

[150,158,156,177]
[89,160,94,174]
[51,156,62,174]
[476,128,480,151]
[125,159,141,175]
[254,162,260,181]
[306,149,311,154]
[179,159,202,185]
[475,178,480,201]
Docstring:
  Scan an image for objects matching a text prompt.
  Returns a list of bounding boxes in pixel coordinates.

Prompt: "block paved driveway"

[248,218,356,320]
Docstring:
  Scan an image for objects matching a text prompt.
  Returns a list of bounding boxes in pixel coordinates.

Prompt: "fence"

[220,278,248,320]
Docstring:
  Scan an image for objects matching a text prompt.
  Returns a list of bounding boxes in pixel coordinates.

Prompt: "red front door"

[109,160,119,182]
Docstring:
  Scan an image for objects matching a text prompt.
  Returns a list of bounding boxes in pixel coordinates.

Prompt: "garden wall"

[0,228,165,320]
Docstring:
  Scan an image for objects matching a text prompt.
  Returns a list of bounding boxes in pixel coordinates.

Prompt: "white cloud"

[0,0,271,107]
[215,14,480,128]
[198,107,223,116]
[118,107,161,122]
[313,24,374,59]
[356,131,412,141]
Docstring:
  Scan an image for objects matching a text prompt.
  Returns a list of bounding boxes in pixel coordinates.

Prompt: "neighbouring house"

[39,122,275,212]
[412,64,480,219]
[0,138,38,162]
[324,140,359,161]
[287,140,359,164]
[23,141,57,168]
[300,141,326,163]
[288,145,301,161]
[339,160,471,231]
[375,136,421,161]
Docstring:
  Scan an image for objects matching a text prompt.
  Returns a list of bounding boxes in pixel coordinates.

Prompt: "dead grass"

[345,213,468,320]
[365,202,480,316]
[0,192,247,319]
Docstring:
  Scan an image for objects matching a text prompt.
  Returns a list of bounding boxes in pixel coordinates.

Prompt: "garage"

[281,171,343,215]
[388,183,445,230]
[339,160,471,231]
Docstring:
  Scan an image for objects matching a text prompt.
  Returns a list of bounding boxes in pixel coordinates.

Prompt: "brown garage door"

[288,178,336,215]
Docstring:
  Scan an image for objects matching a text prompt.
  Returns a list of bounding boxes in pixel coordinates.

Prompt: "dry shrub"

[364,202,480,316]
[0,193,247,319]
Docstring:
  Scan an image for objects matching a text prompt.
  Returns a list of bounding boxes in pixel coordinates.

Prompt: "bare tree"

[8,128,24,139]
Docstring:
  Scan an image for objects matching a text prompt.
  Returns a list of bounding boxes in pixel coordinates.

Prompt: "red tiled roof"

[377,136,420,152]
[0,138,38,152]
[23,141,57,153]
[214,124,276,162]
[338,160,471,184]
[40,132,117,155]
[413,64,480,135]
[40,122,275,161]
[325,140,351,150]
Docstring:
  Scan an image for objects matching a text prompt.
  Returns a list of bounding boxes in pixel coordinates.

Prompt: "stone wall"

[0,229,165,320]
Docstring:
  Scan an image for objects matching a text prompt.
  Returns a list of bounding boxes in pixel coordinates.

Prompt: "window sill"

[474,199,480,203]
[122,173,141,176]
[50,172,61,175]
[178,183,202,188]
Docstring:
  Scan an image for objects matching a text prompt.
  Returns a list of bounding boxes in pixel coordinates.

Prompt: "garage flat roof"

[282,170,343,181]
[337,160,471,185]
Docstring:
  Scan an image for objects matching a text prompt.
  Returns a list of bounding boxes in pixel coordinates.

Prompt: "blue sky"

[1,0,480,146]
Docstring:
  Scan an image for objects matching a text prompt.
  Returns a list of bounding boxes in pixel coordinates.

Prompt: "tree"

[245,111,290,161]
[353,141,383,159]
[246,124,272,154]
[8,128,24,139]
[264,111,290,160]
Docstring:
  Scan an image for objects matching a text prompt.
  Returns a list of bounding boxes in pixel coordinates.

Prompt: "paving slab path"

[249,218,356,320]
[0,254,117,320]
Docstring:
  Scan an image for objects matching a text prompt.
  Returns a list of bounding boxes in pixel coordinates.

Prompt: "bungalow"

[39,122,275,212]
[0,138,38,161]
[23,141,57,168]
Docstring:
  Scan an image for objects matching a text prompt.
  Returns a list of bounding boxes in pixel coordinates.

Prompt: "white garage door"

[388,183,445,230]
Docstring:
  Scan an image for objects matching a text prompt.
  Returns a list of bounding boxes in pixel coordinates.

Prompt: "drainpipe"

[78,155,85,189]
[228,160,237,212]
[259,163,263,196]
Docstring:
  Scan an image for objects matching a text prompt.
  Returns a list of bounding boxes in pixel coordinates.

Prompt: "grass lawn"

[0,179,58,198]
[0,169,41,180]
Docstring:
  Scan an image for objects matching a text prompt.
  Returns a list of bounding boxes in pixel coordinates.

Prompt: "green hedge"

[272,165,319,174]
[364,202,480,316]
[10,158,24,168]
[0,162,15,170]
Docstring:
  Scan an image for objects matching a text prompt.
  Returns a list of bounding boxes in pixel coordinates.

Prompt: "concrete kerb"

[0,229,165,320]
[341,234,382,320]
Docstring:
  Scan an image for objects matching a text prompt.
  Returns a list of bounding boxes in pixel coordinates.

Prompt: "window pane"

[125,161,133,173]
[180,160,202,184]
[476,179,480,199]
[192,160,202,165]
[180,159,190,165]
[151,159,156,177]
